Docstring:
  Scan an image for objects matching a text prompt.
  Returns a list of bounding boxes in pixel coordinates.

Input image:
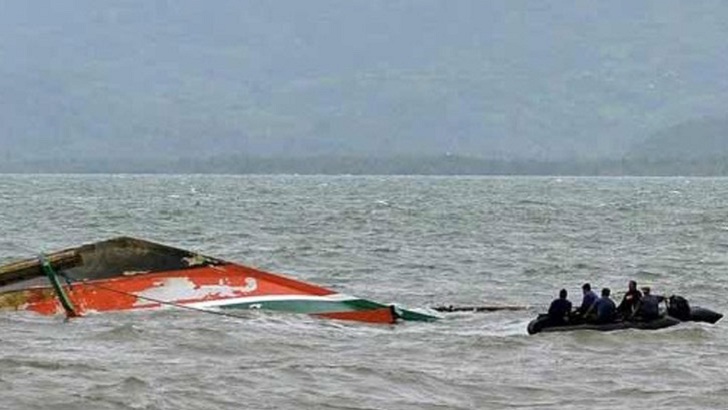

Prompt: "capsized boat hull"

[0,237,436,324]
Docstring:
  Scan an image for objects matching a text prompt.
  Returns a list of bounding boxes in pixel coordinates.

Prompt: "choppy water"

[1,175,728,409]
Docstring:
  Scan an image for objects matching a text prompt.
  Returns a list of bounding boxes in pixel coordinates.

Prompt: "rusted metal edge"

[0,250,82,287]
[0,237,224,288]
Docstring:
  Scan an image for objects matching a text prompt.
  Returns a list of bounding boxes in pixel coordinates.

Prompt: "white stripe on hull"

[167,293,363,310]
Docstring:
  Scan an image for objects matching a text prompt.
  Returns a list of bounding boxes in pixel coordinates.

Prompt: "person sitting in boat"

[667,295,692,320]
[586,288,617,324]
[575,282,599,317]
[547,288,572,325]
[617,280,642,318]
[636,286,665,321]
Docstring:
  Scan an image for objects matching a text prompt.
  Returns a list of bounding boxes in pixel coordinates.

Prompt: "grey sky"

[1,1,726,161]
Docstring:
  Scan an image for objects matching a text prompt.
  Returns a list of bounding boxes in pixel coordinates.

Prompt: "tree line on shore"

[2,155,728,176]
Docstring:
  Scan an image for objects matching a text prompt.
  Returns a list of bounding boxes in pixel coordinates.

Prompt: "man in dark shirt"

[617,280,642,318]
[577,282,599,316]
[587,288,617,324]
[548,288,572,325]
[637,286,665,321]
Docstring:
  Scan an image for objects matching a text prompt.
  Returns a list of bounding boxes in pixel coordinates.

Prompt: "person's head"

[641,286,651,296]
[582,283,591,293]
[628,280,637,291]
[559,288,568,299]
[601,288,611,298]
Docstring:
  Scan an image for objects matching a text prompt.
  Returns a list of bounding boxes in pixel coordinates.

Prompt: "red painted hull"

[0,237,435,323]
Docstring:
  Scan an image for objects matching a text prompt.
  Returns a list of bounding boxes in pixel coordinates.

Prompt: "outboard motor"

[668,295,691,321]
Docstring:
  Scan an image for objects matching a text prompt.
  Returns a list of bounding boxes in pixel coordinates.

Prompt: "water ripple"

[1,175,728,409]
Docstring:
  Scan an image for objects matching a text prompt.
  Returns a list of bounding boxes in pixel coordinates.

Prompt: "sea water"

[1,175,727,409]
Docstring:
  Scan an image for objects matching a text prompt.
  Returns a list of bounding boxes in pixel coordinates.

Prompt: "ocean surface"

[1,175,728,410]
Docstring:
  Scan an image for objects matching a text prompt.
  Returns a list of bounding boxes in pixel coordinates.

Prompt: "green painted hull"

[219,298,437,322]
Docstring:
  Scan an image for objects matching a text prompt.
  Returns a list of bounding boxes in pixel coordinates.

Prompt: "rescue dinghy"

[527,296,722,335]
[0,237,436,324]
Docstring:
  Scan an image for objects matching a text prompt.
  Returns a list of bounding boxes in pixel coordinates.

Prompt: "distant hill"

[3,154,728,176]
[1,2,728,162]
[629,117,728,160]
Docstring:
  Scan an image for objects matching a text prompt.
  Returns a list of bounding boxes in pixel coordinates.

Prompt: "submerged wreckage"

[1,237,723,331]
[0,237,436,324]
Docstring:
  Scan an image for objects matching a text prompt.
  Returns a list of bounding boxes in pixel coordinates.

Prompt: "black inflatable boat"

[527,296,722,335]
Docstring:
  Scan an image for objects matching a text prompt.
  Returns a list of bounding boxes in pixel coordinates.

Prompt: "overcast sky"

[1,1,726,161]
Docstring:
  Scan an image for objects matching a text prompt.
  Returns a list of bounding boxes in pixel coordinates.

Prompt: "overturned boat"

[527,298,722,335]
[0,237,436,324]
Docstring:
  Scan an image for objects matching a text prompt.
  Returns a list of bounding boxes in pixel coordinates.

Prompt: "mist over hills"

[629,116,728,160]
[1,1,727,168]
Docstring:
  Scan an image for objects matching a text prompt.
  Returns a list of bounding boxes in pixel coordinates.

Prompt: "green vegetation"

[3,155,728,176]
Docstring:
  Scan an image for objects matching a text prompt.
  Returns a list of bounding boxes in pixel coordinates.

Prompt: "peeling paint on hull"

[0,239,437,324]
